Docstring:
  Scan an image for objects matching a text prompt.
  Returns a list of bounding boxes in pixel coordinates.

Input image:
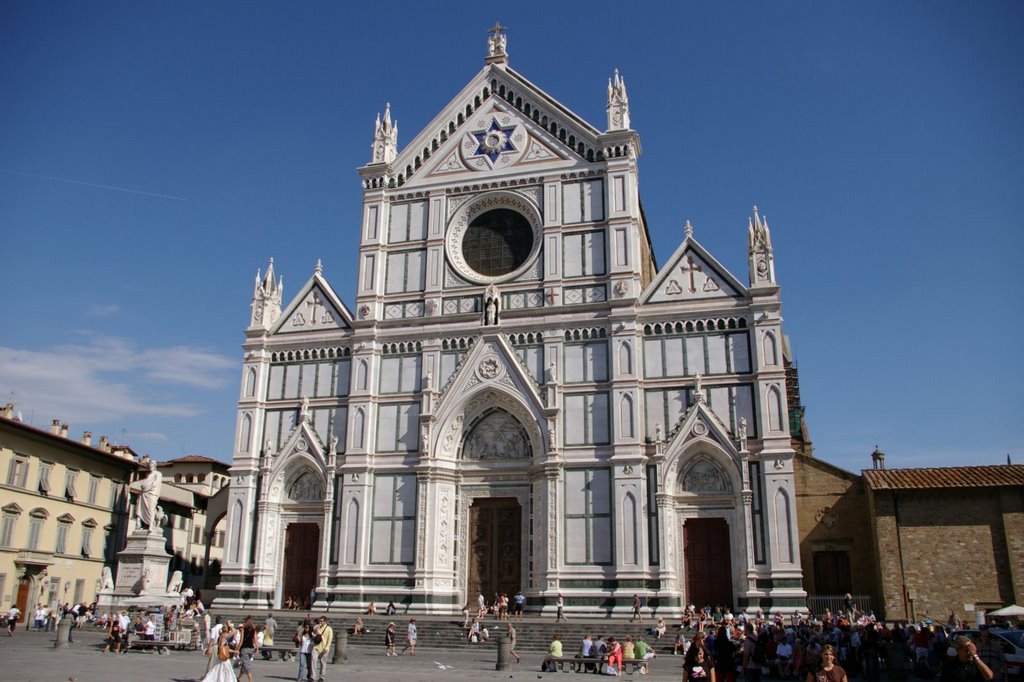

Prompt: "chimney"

[60,423,69,438]
[83,431,93,446]
[99,435,110,452]
[1,403,13,419]
[871,445,886,470]
[51,419,61,435]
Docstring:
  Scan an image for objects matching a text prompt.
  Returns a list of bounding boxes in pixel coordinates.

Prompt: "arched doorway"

[282,523,319,607]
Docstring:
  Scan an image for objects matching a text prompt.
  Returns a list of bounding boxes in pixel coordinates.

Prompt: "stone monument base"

[104,530,179,611]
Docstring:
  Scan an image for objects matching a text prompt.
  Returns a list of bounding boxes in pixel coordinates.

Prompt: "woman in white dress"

[202,622,238,682]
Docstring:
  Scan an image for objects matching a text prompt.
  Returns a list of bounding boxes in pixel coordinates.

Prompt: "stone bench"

[542,656,652,674]
[261,644,300,661]
[128,639,177,654]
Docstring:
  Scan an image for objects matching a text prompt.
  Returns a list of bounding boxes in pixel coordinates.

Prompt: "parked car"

[953,629,1024,681]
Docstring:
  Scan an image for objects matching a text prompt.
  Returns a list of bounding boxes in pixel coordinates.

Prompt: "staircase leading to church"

[209,610,688,656]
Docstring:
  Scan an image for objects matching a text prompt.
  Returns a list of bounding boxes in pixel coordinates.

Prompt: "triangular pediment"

[277,416,326,465]
[641,236,747,304]
[272,272,353,335]
[667,399,738,456]
[387,65,605,188]
[431,333,548,459]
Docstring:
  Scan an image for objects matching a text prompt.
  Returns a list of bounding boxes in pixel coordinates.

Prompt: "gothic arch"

[240,413,252,453]
[245,367,257,396]
[762,331,778,366]
[774,488,794,564]
[435,385,545,460]
[459,407,532,460]
[619,393,635,439]
[267,453,327,505]
[676,452,736,495]
[618,340,633,375]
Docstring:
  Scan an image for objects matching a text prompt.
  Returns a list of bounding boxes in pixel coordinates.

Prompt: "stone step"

[207,609,688,654]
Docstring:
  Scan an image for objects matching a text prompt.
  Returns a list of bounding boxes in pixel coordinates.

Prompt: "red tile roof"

[159,454,225,465]
[863,465,1024,490]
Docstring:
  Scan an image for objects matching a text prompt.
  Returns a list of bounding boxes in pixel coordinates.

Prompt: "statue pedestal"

[109,530,179,609]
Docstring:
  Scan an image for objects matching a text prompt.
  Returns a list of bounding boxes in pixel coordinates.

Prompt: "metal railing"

[807,594,873,617]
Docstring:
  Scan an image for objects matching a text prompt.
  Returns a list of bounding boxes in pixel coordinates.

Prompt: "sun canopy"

[987,604,1024,617]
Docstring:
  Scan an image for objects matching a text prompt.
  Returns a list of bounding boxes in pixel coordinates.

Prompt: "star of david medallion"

[477,355,503,380]
[463,116,521,170]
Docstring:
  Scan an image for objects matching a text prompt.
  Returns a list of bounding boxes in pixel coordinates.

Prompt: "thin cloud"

[0,334,235,424]
[0,168,187,201]
[86,303,120,317]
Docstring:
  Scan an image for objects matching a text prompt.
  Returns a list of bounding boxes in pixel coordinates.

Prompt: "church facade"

[215,30,805,615]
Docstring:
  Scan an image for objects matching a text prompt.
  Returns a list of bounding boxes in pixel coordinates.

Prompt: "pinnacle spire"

[371,103,398,164]
[606,67,630,131]
[747,205,776,287]
[486,22,509,65]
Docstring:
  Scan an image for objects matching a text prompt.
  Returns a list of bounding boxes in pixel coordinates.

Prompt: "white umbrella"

[986,604,1024,617]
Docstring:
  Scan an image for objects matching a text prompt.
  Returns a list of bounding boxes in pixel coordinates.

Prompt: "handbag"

[218,643,231,661]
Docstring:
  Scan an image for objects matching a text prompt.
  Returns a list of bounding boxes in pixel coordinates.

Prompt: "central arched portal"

[468,498,521,600]
[683,517,734,608]
[282,522,319,606]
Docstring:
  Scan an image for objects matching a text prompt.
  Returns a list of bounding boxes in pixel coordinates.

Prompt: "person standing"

[237,615,257,682]
[941,636,994,682]
[808,645,849,682]
[513,590,526,619]
[631,594,643,623]
[555,594,566,622]
[311,616,334,682]
[743,623,764,682]
[262,613,277,660]
[402,618,417,655]
[297,623,313,682]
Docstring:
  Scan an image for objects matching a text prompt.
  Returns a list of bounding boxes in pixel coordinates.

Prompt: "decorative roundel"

[296,438,308,452]
[692,421,708,437]
[445,191,543,284]
[476,355,504,381]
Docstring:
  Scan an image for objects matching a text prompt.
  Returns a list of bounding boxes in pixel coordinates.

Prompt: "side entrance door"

[468,498,521,602]
[282,522,319,605]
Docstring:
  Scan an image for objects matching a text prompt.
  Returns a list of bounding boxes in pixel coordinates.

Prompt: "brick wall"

[869,487,1018,624]
[793,456,877,603]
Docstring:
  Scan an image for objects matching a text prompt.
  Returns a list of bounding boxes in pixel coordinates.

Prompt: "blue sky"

[1,1,1021,472]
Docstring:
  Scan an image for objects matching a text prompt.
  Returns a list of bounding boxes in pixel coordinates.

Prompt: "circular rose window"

[462,209,533,277]
[445,191,542,284]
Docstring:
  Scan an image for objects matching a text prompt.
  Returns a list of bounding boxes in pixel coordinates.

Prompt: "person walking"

[508,623,521,663]
[237,615,258,682]
[200,622,238,682]
[262,612,277,660]
[385,622,397,657]
[631,594,644,623]
[402,618,418,655]
[311,616,334,682]
[555,594,566,622]
[5,604,21,636]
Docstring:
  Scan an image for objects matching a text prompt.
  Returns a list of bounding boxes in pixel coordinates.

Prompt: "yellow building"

[0,404,137,621]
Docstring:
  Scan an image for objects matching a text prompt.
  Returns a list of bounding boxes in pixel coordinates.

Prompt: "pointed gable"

[432,332,548,460]
[385,63,606,189]
[642,231,747,304]
[273,269,353,335]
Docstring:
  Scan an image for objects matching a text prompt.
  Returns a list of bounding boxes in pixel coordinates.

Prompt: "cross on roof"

[488,22,507,35]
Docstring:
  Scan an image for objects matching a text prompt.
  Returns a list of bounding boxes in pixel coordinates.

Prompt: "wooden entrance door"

[282,523,319,606]
[684,517,734,608]
[16,578,30,622]
[468,498,521,601]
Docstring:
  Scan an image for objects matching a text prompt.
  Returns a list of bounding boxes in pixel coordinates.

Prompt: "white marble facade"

[215,29,805,615]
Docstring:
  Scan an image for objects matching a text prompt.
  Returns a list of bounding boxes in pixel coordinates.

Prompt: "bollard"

[495,631,511,671]
[53,617,73,649]
[331,628,348,664]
